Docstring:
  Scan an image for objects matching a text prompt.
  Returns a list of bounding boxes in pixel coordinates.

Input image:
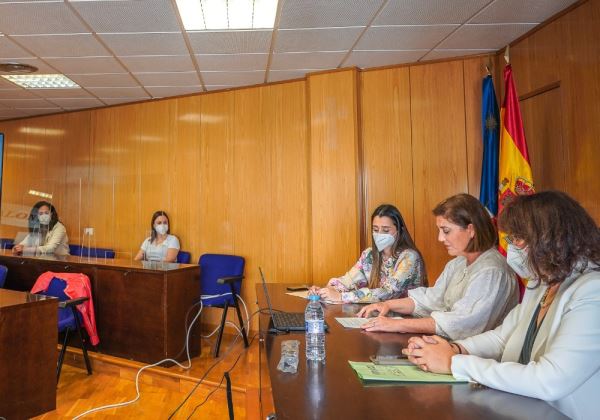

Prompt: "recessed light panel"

[1,74,80,89]
[176,0,278,30]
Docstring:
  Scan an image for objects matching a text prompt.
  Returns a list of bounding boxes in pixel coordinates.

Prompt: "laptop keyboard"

[273,312,305,330]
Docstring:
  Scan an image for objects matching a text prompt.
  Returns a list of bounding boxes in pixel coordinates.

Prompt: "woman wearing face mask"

[401,191,600,420]
[309,204,426,303]
[134,210,180,262]
[358,194,518,340]
[12,201,70,256]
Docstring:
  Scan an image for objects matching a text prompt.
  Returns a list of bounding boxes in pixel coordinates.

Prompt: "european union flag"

[480,75,500,216]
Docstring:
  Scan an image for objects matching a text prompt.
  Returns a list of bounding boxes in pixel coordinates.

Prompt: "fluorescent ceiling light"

[1,74,79,89]
[176,0,278,31]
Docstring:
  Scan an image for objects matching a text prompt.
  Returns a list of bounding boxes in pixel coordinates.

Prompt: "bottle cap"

[308,294,320,301]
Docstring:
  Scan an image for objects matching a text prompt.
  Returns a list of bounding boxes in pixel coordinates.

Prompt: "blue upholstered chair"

[0,238,14,250]
[37,277,93,382]
[69,244,82,256]
[199,254,249,357]
[176,251,191,264]
[0,265,7,288]
[79,246,115,259]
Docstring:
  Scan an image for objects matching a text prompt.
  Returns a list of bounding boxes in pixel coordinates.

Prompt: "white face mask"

[506,244,532,278]
[38,213,51,225]
[373,232,396,252]
[155,224,168,235]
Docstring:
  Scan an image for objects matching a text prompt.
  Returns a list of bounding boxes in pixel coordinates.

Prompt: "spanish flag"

[498,64,534,294]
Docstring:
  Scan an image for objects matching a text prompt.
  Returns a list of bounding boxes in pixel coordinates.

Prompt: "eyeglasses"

[504,234,526,248]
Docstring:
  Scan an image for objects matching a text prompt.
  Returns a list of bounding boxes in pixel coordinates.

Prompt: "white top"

[453,263,600,420]
[18,221,70,256]
[408,248,518,340]
[140,234,180,261]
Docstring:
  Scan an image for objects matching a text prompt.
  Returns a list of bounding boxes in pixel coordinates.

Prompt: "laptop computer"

[259,267,310,333]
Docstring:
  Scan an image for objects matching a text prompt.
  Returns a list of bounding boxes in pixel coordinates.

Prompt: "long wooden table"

[0,288,57,419]
[0,250,201,364]
[257,283,567,420]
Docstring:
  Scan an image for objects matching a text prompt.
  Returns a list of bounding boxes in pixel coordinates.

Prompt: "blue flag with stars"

[480,75,500,216]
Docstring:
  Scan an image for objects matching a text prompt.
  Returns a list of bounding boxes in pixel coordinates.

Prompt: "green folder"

[348,361,467,383]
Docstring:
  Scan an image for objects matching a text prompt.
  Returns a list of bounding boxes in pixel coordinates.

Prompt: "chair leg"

[57,328,70,383]
[214,301,229,358]
[73,307,92,375]
[233,296,249,348]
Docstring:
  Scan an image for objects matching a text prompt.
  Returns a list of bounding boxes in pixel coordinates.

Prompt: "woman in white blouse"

[134,211,180,263]
[358,193,518,340]
[12,201,70,256]
[402,191,600,420]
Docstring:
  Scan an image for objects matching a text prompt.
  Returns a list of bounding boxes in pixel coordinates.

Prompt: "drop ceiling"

[0,0,578,121]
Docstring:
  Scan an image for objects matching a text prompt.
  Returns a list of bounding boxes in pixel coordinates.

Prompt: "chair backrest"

[199,254,244,305]
[0,238,14,250]
[0,265,7,288]
[41,277,70,301]
[69,244,82,256]
[80,246,116,259]
[176,251,191,264]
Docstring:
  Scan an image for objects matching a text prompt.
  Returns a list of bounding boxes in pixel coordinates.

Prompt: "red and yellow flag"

[498,64,534,294]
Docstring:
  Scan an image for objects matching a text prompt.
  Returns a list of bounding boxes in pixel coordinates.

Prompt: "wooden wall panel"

[360,67,415,244]
[520,88,567,192]
[308,69,361,285]
[410,61,469,281]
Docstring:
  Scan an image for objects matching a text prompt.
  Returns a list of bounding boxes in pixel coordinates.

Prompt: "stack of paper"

[335,317,403,329]
[348,361,467,383]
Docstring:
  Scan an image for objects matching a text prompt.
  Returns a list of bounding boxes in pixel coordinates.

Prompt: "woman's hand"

[360,316,403,332]
[401,335,456,374]
[317,286,341,302]
[12,244,23,254]
[356,301,389,318]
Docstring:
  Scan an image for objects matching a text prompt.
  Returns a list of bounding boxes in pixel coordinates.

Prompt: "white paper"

[335,316,403,329]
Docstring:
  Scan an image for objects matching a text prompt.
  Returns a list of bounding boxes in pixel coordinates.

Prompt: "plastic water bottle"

[305,294,325,361]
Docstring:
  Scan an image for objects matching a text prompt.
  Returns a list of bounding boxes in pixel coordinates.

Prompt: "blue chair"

[176,251,191,264]
[0,265,7,288]
[0,238,14,250]
[199,254,249,357]
[69,244,82,256]
[37,277,93,382]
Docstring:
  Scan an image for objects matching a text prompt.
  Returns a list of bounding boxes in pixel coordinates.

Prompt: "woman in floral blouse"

[311,204,426,303]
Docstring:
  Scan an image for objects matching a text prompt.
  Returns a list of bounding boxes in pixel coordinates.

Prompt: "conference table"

[257,283,567,420]
[0,288,57,419]
[0,250,201,364]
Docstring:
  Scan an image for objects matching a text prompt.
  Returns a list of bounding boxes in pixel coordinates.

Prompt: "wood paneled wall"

[0,0,598,329]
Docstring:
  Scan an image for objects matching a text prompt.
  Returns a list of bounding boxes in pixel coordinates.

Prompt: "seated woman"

[402,191,600,420]
[134,211,180,263]
[12,201,69,256]
[310,204,426,303]
[358,193,518,340]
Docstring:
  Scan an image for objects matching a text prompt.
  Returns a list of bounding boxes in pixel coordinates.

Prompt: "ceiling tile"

[267,70,311,82]
[119,55,195,73]
[47,97,104,109]
[471,0,578,24]
[70,0,181,33]
[279,0,385,29]
[98,33,188,56]
[87,86,149,98]
[355,25,458,50]
[204,85,236,92]
[145,86,203,98]
[0,98,58,108]
[0,2,88,35]
[201,71,265,86]
[196,54,268,71]
[437,23,537,49]
[0,88,39,99]
[68,73,139,88]
[0,109,29,120]
[271,51,346,70]
[20,108,62,116]
[188,30,273,54]
[422,48,496,61]
[12,34,111,57]
[32,88,94,99]
[374,0,491,25]
[0,35,33,59]
[275,27,363,53]
[45,56,127,74]
[344,50,428,68]
[134,72,200,87]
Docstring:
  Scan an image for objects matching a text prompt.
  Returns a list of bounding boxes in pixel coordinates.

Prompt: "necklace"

[540,283,560,308]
